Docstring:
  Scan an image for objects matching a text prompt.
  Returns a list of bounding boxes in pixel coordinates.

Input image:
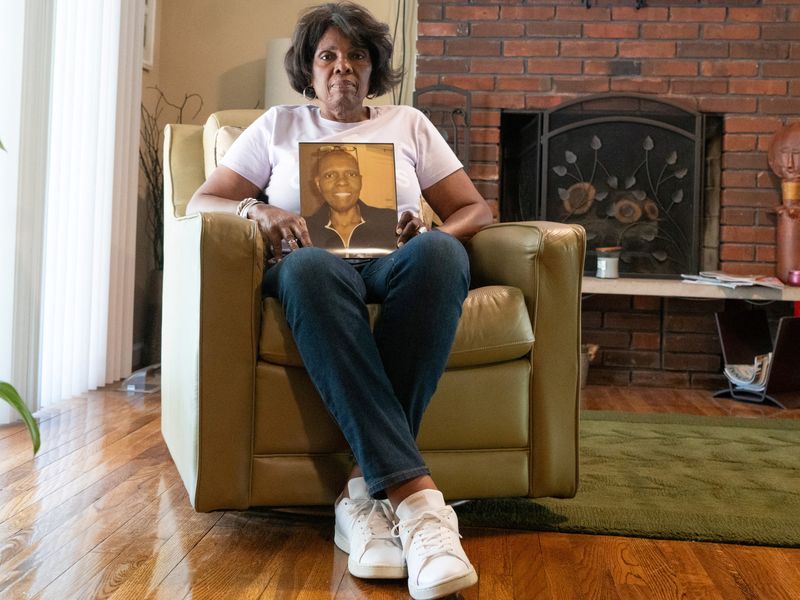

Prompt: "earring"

[303,86,316,101]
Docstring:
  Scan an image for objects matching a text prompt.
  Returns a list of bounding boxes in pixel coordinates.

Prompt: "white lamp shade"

[265,38,304,108]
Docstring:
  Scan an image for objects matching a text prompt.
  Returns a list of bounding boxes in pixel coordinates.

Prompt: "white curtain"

[37,0,143,408]
[0,2,30,425]
[7,0,53,420]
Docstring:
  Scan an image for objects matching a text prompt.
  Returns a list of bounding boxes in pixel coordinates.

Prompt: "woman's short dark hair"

[284,2,403,99]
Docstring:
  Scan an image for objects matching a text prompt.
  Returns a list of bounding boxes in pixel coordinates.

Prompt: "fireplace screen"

[534,94,705,278]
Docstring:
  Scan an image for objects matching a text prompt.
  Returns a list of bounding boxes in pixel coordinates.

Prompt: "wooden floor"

[1,386,799,600]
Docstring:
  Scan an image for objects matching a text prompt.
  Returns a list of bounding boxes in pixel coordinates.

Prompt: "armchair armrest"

[467,221,586,498]
[161,211,265,511]
[164,123,206,220]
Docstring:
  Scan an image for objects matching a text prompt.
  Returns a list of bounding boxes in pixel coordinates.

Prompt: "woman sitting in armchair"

[186,3,492,598]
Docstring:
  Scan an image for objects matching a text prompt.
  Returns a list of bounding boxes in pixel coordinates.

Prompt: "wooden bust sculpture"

[768,122,800,284]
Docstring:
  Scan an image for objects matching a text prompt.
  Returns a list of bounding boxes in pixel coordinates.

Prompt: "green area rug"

[455,411,800,547]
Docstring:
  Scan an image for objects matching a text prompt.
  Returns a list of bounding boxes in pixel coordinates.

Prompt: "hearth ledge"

[582,276,800,302]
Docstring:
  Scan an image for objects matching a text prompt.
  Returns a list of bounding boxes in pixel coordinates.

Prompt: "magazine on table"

[681,271,784,290]
[298,142,398,259]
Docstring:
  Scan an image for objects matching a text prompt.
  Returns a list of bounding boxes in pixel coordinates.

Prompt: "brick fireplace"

[415,1,799,388]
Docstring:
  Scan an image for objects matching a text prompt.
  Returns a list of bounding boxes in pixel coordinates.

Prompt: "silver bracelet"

[236,197,263,219]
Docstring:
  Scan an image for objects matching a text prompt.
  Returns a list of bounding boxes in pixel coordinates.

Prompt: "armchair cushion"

[259,285,533,368]
[213,125,245,168]
[202,110,264,178]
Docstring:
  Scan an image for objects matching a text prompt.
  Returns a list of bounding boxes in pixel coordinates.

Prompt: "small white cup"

[596,256,619,279]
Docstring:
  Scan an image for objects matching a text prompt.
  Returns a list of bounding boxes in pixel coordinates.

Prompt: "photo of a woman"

[303,144,398,257]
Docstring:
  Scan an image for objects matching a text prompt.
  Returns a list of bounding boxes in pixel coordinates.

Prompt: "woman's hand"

[187,166,313,260]
[248,203,313,258]
[395,211,428,246]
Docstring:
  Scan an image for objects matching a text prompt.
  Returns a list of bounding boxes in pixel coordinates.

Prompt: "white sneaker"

[334,477,406,579]
[394,489,478,600]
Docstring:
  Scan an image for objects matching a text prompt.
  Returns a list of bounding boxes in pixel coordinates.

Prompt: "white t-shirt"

[220,104,463,218]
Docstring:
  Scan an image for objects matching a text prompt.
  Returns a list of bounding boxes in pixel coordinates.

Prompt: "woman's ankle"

[386,475,438,510]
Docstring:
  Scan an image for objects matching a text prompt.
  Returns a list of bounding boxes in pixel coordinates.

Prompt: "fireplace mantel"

[583,276,800,302]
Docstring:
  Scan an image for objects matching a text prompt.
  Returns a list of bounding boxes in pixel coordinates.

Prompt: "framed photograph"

[143,0,156,70]
[299,142,398,259]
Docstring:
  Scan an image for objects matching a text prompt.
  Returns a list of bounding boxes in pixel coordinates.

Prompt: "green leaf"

[0,381,41,455]
[0,138,5,152]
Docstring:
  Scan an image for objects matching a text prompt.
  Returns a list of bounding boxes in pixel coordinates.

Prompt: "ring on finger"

[417,226,428,234]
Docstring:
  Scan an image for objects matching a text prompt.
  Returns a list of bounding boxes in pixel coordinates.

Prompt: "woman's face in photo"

[315,151,362,212]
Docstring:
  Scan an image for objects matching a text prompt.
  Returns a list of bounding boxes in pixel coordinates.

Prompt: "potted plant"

[0,382,40,454]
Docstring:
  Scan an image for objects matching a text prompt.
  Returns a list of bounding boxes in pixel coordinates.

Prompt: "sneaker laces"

[392,508,462,561]
[347,497,397,542]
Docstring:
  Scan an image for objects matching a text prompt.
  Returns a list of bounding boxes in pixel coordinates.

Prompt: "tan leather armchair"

[161,110,586,512]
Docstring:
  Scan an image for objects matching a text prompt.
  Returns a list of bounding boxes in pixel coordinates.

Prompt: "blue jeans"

[263,231,470,497]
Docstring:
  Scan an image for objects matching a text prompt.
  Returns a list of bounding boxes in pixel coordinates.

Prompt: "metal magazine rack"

[714,310,800,409]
